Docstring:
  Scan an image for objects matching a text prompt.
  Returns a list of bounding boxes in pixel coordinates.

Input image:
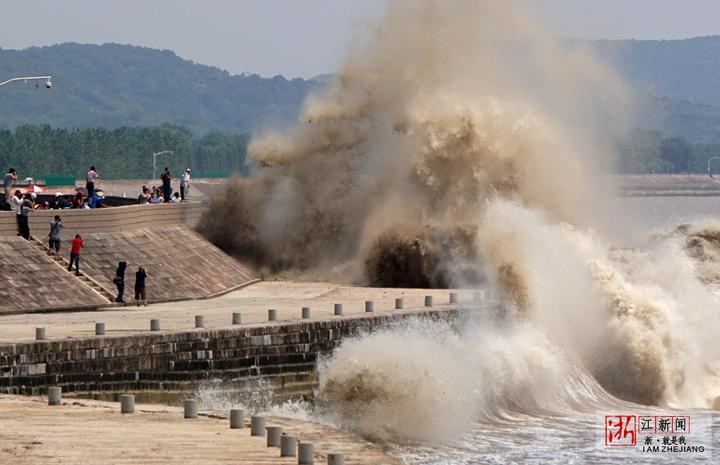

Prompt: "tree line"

[614,129,720,174]
[0,124,249,180]
[1,124,716,180]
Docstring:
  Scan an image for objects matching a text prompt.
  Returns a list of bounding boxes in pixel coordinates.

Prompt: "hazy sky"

[1,0,719,78]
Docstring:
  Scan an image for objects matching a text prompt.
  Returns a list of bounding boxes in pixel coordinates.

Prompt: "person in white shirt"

[180,168,191,200]
[86,166,98,204]
[9,190,23,234]
[170,192,182,203]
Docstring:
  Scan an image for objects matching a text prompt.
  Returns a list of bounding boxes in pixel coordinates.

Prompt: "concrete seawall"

[0,307,473,399]
[0,201,203,237]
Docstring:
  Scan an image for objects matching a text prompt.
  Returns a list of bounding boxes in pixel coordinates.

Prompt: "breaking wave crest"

[316,200,720,442]
[315,319,618,443]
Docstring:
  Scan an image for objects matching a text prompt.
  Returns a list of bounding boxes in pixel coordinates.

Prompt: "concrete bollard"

[298,442,314,464]
[250,416,266,436]
[230,409,244,428]
[95,322,105,336]
[232,312,242,325]
[48,386,62,406]
[449,292,458,304]
[150,319,160,331]
[268,309,278,321]
[327,453,344,465]
[395,297,404,310]
[280,435,297,457]
[334,304,343,316]
[424,295,433,307]
[194,315,204,328]
[473,290,483,302]
[35,327,46,340]
[365,300,374,312]
[120,394,135,414]
[266,426,283,447]
[302,307,311,319]
[184,399,198,419]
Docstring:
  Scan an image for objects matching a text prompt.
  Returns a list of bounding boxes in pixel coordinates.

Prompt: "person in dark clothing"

[135,265,148,306]
[113,261,127,303]
[19,194,32,240]
[67,234,84,276]
[160,167,172,203]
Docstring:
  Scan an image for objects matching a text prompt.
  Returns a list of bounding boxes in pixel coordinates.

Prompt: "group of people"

[47,217,149,306]
[8,191,35,240]
[3,165,152,306]
[138,167,191,204]
[4,190,95,240]
[113,261,148,307]
[113,261,149,306]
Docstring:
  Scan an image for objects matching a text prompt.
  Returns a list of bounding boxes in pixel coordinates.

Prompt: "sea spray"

[199,0,627,284]
[314,198,720,443]
[315,318,607,443]
[197,0,720,441]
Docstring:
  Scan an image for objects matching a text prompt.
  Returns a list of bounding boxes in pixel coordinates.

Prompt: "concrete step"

[27,236,114,304]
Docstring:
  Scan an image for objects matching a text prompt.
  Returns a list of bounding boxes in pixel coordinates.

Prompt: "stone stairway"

[29,237,116,304]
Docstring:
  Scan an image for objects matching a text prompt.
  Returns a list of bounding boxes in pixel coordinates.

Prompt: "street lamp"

[152,150,174,180]
[707,156,720,178]
[0,75,52,89]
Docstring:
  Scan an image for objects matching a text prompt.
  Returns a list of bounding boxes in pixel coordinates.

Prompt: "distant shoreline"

[612,174,720,197]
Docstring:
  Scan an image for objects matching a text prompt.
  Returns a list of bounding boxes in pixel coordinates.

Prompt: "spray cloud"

[198,0,720,440]
[200,0,627,284]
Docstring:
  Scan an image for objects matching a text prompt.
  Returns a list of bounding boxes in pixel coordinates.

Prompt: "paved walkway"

[0,394,402,465]
[0,281,475,344]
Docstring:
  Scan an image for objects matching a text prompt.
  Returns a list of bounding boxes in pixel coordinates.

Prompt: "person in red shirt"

[67,234,84,276]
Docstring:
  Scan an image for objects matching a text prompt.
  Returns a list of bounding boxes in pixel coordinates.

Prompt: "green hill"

[587,36,720,143]
[2,39,720,144]
[0,43,318,134]
[590,36,720,107]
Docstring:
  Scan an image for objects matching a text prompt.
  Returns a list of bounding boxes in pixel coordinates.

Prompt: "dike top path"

[0,394,402,465]
[0,281,475,344]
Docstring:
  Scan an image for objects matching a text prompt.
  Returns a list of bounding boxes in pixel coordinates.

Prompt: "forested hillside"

[589,36,720,143]
[3,39,720,175]
[0,43,318,134]
[3,39,720,142]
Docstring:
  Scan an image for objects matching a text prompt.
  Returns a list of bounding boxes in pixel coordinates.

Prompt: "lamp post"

[152,150,174,180]
[707,156,720,178]
[0,75,52,88]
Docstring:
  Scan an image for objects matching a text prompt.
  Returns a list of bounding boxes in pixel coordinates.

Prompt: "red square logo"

[605,415,637,446]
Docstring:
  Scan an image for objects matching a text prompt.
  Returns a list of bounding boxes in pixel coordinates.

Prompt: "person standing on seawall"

[86,166,98,205]
[48,215,64,255]
[160,167,172,203]
[135,265,148,306]
[9,190,23,234]
[67,234,84,276]
[3,168,17,204]
[180,168,191,200]
[18,194,32,240]
[113,261,127,303]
